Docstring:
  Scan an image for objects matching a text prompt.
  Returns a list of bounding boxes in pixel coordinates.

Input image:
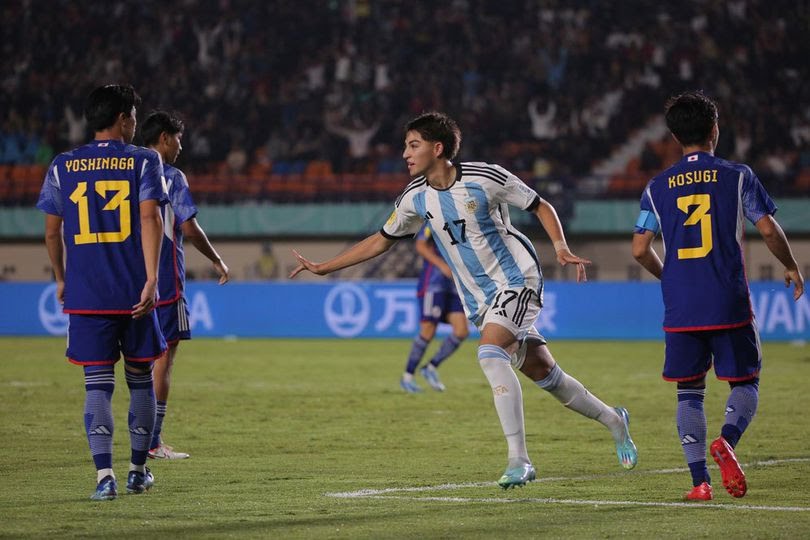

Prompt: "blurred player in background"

[633,91,804,501]
[141,111,230,460]
[400,222,468,393]
[290,111,637,488]
[36,84,166,500]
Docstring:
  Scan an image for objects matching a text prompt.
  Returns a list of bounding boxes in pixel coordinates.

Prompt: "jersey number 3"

[69,181,131,245]
[676,194,712,259]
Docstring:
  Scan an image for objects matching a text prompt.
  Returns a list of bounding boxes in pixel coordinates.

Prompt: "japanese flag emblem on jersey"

[688,155,698,162]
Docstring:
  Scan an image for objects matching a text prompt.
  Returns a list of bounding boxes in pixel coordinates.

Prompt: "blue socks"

[677,387,710,487]
[83,366,115,471]
[405,335,429,374]
[721,381,759,448]
[125,367,156,467]
[150,401,167,450]
[429,335,463,368]
[406,333,464,374]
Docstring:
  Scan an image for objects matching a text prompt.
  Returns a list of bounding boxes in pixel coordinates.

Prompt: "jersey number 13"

[69,181,131,245]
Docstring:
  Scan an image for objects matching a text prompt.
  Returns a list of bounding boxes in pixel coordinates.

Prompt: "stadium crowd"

[1,0,808,204]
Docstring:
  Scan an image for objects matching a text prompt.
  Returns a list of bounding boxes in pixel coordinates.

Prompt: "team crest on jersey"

[464,199,478,214]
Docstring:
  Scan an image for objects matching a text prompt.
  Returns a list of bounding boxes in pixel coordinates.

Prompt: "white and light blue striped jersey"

[382,162,542,323]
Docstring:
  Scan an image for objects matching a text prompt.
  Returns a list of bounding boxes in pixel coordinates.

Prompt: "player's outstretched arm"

[182,217,229,284]
[533,198,591,282]
[133,199,163,318]
[756,215,804,300]
[632,230,663,279]
[289,232,396,278]
[44,214,65,303]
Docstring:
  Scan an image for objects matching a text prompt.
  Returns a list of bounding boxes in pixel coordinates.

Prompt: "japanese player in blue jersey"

[141,111,230,460]
[36,84,168,500]
[400,222,468,393]
[291,112,638,488]
[633,91,805,501]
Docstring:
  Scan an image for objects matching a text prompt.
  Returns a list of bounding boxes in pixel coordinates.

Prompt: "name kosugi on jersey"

[64,157,135,173]
[668,169,718,189]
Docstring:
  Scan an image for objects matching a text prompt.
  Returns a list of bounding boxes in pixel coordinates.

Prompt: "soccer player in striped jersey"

[141,111,230,460]
[633,91,804,501]
[400,222,468,393]
[291,111,637,487]
[36,84,167,500]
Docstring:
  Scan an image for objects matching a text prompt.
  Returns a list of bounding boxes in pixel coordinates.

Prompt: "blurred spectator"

[0,0,806,202]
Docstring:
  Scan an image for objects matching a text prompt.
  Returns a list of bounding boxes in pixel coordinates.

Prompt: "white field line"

[325,457,810,512]
[352,495,810,512]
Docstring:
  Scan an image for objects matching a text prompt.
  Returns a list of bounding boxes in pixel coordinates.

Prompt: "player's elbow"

[755,215,781,241]
[141,210,163,235]
[631,240,649,262]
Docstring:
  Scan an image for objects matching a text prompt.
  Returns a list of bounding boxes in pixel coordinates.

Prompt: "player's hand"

[56,280,65,305]
[214,259,230,285]
[556,249,592,283]
[785,268,805,301]
[289,250,324,278]
[132,279,157,319]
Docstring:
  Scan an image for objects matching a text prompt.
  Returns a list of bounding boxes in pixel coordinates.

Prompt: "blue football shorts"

[66,312,167,366]
[157,297,191,344]
[663,321,762,382]
[418,288,464,323]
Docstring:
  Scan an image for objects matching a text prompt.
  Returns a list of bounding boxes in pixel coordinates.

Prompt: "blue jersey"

[635,151,776,331]
[157,164,198,306]
[36,140,167,313]
[415,223,454,297]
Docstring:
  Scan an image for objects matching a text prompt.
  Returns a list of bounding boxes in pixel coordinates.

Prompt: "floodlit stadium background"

[0,0,807,339]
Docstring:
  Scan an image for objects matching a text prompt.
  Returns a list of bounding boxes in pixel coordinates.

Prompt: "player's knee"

[419,324,437,341]
[124,360,153,375]
[729,377,759,390]
[477,344,510,366]
[518,340,554,379]
[677,379,706,390]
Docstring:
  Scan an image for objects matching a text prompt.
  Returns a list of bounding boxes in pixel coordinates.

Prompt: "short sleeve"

[741,167,777,224]
[35,162,63,216]
[169,170,198,224]
[381,192,423,240]
[138,150,168,203]
[634,186,660,234]
[491,165,539,210]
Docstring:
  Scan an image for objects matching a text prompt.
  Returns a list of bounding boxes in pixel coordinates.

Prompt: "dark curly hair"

[665,91,718,147]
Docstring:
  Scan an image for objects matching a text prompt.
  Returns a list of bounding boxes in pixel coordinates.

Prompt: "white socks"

[97,468,114,483]
[478,345,528,462]
[535,364,623,439]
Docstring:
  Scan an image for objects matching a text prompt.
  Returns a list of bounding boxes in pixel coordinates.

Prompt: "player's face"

[164,131,183,164]
[403,130,440,178]
[122,107,137,143]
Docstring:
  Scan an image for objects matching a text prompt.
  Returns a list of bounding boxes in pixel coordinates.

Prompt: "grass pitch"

[1,337,809,538]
